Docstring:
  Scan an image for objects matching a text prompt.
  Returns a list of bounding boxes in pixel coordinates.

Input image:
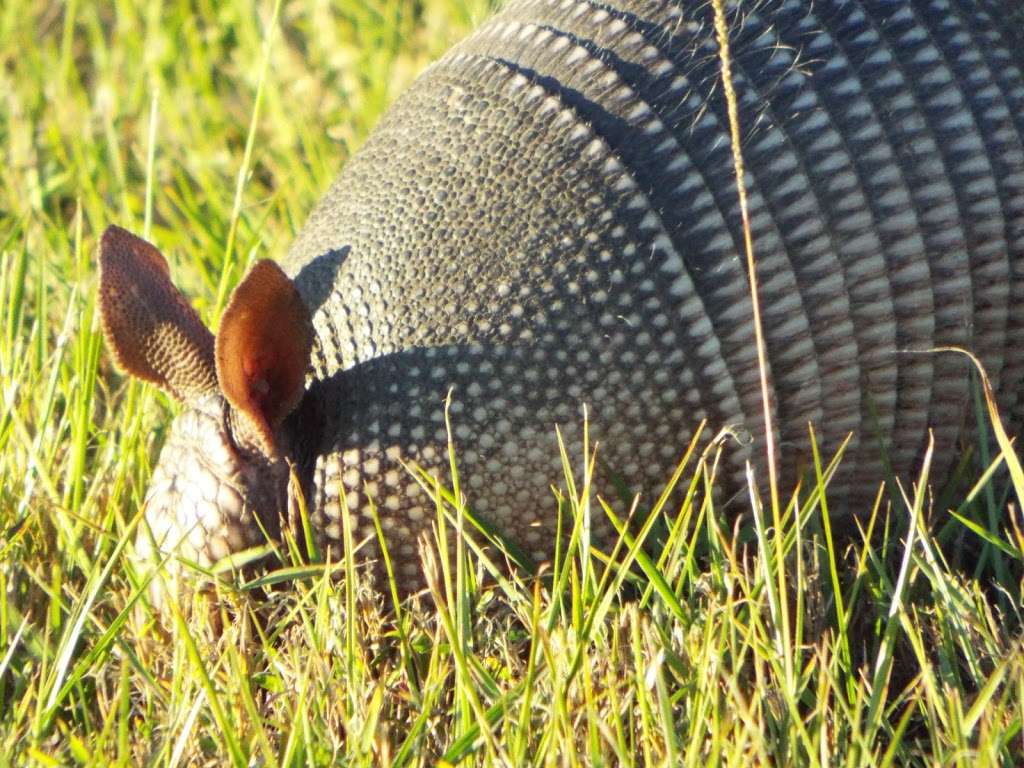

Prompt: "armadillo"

[99,0,1024,597]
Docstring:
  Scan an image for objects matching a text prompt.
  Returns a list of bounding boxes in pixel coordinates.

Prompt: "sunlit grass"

[2,0,1024,765]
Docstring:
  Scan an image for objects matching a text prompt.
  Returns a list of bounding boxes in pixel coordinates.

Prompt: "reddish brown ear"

[215,260,313,455]
[98,225,218,402]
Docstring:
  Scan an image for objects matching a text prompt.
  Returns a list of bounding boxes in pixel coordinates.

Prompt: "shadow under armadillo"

[283,337,721,593]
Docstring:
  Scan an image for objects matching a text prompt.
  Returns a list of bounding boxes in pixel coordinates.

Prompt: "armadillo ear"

[215,260,313,456]
[98,225,218,403]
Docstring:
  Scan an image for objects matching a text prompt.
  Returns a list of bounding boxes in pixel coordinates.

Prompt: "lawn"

[2,0,1023,765]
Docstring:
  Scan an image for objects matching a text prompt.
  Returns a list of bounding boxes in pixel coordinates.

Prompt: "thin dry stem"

[710,0,780,515]
[711,0,791,690]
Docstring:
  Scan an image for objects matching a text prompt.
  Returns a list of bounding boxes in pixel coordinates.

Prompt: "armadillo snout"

[134,393,289,608]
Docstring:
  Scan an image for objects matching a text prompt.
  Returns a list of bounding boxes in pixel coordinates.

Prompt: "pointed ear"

[98,225,218,402]
[215,260,313,456]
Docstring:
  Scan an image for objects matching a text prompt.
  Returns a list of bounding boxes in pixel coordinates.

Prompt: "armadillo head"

[98,226,313,605]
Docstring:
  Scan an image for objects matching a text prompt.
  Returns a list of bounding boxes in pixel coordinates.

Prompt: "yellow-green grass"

[2,0,1024,765]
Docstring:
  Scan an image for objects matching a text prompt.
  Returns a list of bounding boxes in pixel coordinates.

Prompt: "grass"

[2,0,1024,764]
